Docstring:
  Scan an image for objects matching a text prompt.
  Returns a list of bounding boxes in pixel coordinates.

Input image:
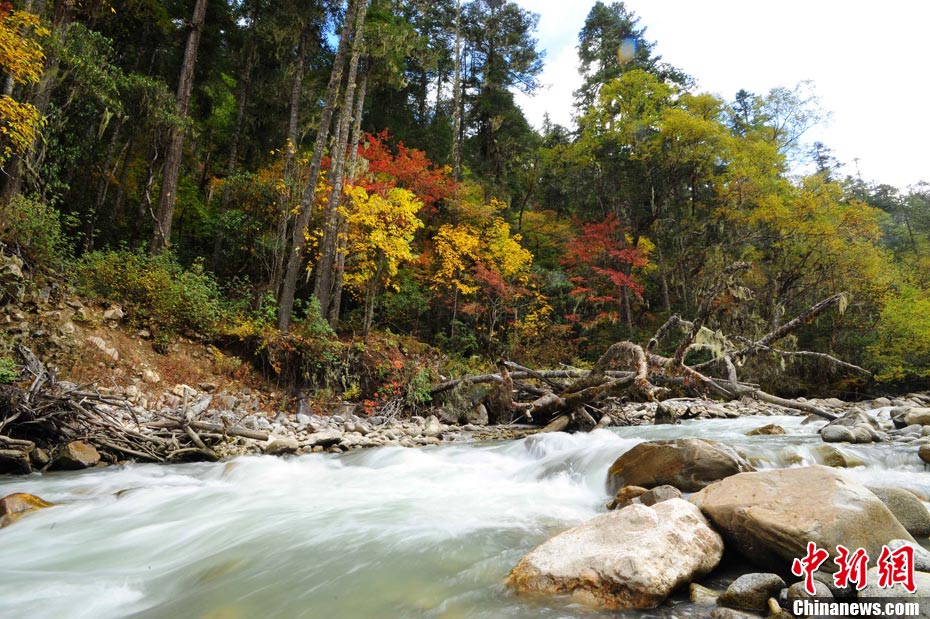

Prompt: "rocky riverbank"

[505,399,930,618]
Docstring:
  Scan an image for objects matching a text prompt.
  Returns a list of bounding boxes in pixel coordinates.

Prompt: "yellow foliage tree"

[0,8,48,164]
[342,185,424,334]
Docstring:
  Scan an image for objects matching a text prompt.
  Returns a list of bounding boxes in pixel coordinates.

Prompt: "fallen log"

[430,274,857,430]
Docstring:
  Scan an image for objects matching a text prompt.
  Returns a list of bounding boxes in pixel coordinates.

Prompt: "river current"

[1,413,927,619]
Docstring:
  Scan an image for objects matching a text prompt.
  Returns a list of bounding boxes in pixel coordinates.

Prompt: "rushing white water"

[1,414,928,619]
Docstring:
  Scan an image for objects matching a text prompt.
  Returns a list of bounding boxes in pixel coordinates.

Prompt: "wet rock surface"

[507,498,723,610]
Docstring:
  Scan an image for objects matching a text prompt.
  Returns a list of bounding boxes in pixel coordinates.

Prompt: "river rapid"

[1,413,928,619]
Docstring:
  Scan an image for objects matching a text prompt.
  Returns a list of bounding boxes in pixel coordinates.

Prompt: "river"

[1,413,927,619]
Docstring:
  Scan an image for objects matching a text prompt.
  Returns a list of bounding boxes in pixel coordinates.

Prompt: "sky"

[512,0,929,190]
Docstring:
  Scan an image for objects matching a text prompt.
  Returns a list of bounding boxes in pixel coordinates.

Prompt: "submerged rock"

[690,466,914,571]
[0,493,52,528]
[507,498,723,610]
[745,424,785,436]
[606,438,755,494]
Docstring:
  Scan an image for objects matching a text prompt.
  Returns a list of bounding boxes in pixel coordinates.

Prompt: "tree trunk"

[313,4,368,322]
[329,65,369,326]
[450,0,463,181]
[272,30,309,298]
[150,0,209,254]
[276,0,362,333]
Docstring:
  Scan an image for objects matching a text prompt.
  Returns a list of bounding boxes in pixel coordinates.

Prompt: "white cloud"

[514,0,929,189]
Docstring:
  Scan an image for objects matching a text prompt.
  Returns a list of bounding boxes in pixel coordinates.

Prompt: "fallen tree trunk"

[432,270,859,431]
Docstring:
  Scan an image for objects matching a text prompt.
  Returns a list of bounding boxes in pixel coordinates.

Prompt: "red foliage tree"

[356,131,457,216]
[561,214,648,326]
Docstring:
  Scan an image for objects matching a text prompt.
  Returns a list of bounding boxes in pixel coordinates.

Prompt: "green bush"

[0,355,18,383]
[868,284,930,381]
[75,249,226,338]
[0,195,71,267]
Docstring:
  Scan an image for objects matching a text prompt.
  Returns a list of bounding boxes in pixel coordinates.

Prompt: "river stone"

[640,484,682,506]
[905,408,930,427]
[29,447,50,468]
[786,579,833,604]
[850,425,875,443]
[709,608,766,619]
[690,465,915,571]
[919,444,930,464]
[813,444,864,468]
[861,567,930,600]
[888,540,930,572]
[54,440,100,469]
[423,415,443,438]
[303,429,343,447]
[0,493,52,528]
[507,499,722,610]
[690,583,721,605]
[746,424,785,436]
[820,425,856,443]
[263,436,299,455]
[718,573,786,612]
[829,410,880,429]
[867,487,930,536]
[465,403,488,426]
[654,403,676,425]
[606,485,648,510]
[606,438,755,494]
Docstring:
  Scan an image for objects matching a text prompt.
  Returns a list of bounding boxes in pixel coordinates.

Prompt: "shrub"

[0,195,71,267]
[75,249,226,339]
[0,355,18,383]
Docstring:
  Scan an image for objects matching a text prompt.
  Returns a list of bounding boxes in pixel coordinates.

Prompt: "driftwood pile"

[432,263,870,431]
[0,346,270,474]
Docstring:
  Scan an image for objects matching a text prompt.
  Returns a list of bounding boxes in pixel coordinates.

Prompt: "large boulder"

[867,487,930,537]
[904,408,930,427]
[507,498,723,610]
[0,493,52,528]
[606,438,755,494]
[690,466,914,571]
[54,440,100,470]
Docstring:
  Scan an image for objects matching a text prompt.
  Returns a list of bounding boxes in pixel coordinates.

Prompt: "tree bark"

[329,64,369,325]
[450,0,463,181]
[150,0,209,254]
[277,0,362,333]
[271,30,309,298]
[314,9,368,322]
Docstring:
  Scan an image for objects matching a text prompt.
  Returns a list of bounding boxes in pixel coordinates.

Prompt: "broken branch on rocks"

[0,347,269,473]
[434,265,863,431]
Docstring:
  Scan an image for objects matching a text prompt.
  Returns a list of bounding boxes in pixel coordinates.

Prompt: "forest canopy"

[1,0,928,392]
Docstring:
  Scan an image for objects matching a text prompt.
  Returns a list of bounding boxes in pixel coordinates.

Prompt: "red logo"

[792,542,917,594]
[876,544,916,593]
[792,541,830,595]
